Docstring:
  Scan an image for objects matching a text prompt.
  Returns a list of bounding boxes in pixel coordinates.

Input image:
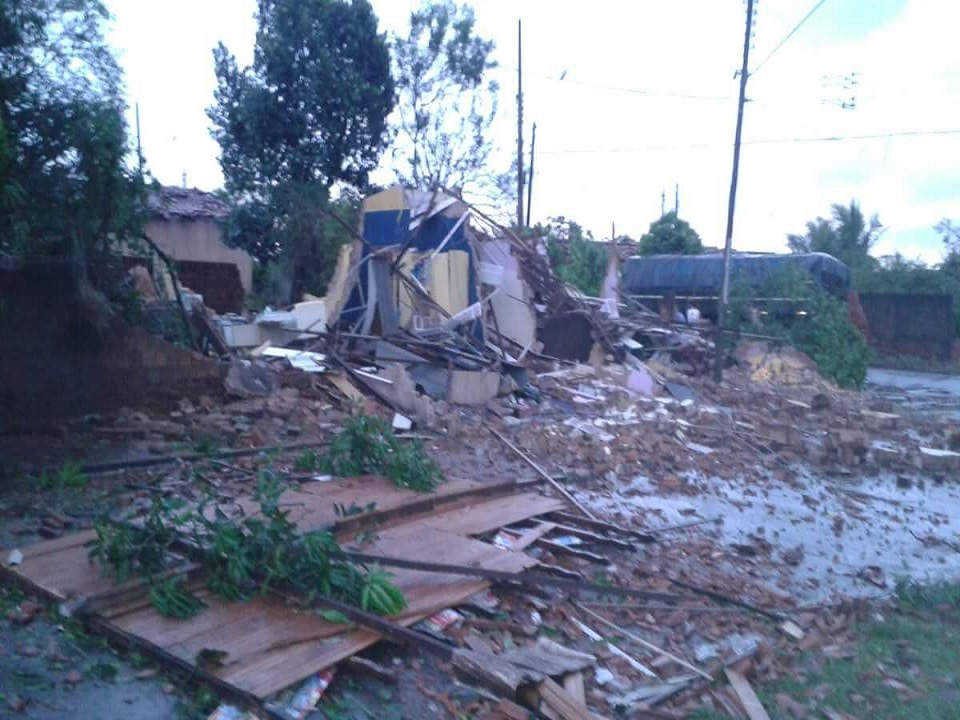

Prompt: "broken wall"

[0,259,224,431]
[480,240,536,349]
[145,217,254,295]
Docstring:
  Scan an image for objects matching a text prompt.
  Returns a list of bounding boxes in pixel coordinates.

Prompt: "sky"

[105,0,960,263]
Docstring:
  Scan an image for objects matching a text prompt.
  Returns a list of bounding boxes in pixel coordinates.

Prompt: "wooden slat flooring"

[2,477,556,701]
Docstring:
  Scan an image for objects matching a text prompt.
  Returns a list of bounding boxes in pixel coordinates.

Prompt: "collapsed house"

[217,186,668,412]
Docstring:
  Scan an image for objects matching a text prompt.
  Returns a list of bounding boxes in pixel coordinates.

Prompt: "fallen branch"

[909,528,960,553]
[336,550,683,603]
[140,233,200,353]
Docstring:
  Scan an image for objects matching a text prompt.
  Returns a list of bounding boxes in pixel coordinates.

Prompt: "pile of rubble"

[5,187,960,720]
[191,187,712,430]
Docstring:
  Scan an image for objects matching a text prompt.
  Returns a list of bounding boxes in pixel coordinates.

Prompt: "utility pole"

[526,122,536,227]
[516,19,524,230]
[661,190,666,217]
[713,0,755,384]
[674,183,679,215]
[135,103,143,181]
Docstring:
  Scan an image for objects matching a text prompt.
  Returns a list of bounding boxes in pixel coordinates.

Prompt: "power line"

[535,128,960,154]
[531,74,735,101]
[390,34,736,102]
[751,0,828,77]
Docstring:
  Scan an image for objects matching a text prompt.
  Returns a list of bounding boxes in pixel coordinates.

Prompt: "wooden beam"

[533,677,596,720]
[546,511,656,543]
[336,551,682,602]
[575,603,711,680]
[725,669,771,720]
[487,426,597,520]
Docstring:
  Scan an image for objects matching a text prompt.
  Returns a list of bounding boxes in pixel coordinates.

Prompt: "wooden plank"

[547,523,635,550]
[477,699,530,720]
[501,638,595,676]
[536,677,595,720]
[511,522,557,551]
[222,476,539,539]
[221,475,483,531]
[424,493,564,536]
[724,669,771,720]
[452,647,544,696]
[546,511,656,542]
[19,529,97,559]
[563,672,586,703]
[3,486,548,701]
[7,532,115,601]
[537,539,610,565]
[326,373,366,403]
[334,478,542,537]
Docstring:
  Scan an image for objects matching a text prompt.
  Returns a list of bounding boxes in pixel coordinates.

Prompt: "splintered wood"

[2,476,560,702]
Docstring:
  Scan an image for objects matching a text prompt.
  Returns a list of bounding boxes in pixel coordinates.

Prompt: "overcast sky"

[106,0,959,262]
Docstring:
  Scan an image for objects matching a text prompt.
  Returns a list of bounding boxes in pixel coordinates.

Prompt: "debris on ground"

[4,187,960,719]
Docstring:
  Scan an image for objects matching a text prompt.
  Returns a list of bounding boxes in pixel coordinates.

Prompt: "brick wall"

[0,259,224,431]
[860,293,955,361]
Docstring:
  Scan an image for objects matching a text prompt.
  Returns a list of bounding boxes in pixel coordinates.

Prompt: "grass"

[692,581,960,720]
[30,460,88,491]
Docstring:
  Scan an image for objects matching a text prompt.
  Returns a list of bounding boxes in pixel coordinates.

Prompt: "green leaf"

[318,609,351,624]
[195,648,229,670]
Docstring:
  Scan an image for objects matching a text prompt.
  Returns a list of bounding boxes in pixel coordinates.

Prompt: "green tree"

[637,212,703,255]
[392,1,504,198]
[937,219,960,279]
[208,0,394,300]
[250,188,363,308]
[0,0,138,284]
[542,217,607,297]
[787,201,883,276]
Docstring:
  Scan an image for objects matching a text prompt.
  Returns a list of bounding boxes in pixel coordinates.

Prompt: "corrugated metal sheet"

[622,252,850,297]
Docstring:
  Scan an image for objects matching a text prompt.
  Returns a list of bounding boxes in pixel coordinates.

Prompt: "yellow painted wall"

[145,218,253,293]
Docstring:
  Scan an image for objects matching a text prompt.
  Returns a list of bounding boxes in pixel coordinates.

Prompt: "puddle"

[576,465,960,604]
[867,368,960,421]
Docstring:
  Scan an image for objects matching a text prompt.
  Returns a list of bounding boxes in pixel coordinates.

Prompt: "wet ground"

[0,588,181,719]
[575,466,960,605]
[2,366,959,717]
[867,367,960,421]
[571,367,960,606]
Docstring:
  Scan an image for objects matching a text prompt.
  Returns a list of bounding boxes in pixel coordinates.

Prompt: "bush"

[540,217,608,297]
[729,267,869,389]
[791,292,870,389]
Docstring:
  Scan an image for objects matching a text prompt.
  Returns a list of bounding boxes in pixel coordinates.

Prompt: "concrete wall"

[145,218,253,294]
